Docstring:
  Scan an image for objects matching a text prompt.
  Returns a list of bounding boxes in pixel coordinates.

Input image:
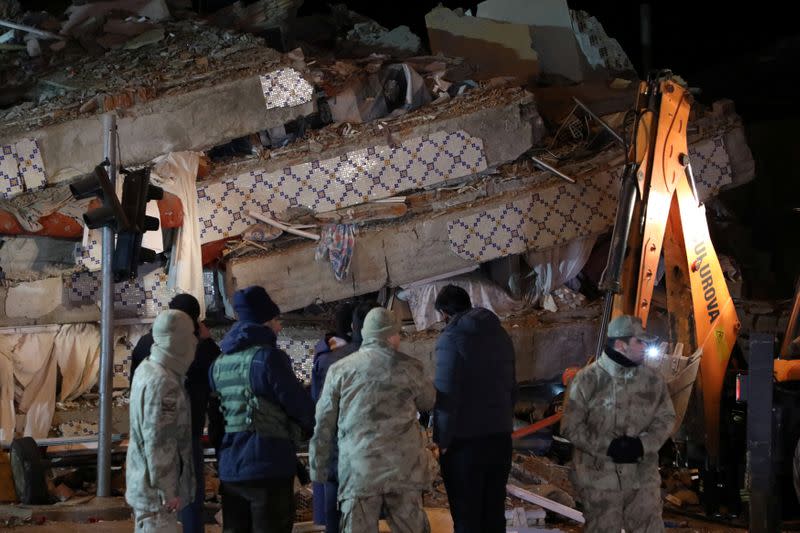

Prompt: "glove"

[606,436,644,463]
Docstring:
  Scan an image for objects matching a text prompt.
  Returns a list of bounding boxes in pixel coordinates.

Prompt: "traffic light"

[113,167,164,281]
[69,163,128,231]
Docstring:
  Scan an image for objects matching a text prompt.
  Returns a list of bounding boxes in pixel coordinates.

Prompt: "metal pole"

[748,333,777,532]
[530,155,576,184]
[572,97,626,149]
[97,114,116,497]
[595,164,639,358]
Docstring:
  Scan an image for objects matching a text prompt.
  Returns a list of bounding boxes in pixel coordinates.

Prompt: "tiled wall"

[448,135,733,262]
[449,170,619,262]
[65,268,174,318]
[260,68,314,110]
[0,138,47,199]
[196,129,488,243]
[277,338,317,384]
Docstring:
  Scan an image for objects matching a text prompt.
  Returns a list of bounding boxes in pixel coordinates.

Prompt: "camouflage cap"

[607,315,654,340]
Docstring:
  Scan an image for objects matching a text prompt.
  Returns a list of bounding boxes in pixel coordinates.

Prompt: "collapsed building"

[0,0,787,526]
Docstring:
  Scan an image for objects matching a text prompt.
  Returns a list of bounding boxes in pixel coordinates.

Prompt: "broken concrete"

[426,6,540,85]
[226,117,752,314]
[476,0,602,83]
[2,74,314,184]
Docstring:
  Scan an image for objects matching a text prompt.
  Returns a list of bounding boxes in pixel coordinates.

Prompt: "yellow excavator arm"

[597,75,740,464]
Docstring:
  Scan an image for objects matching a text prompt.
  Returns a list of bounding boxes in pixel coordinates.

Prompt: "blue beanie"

[233,286,281,323]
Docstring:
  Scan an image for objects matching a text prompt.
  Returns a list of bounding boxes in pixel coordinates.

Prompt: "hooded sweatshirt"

[126,310,197,511]
[433,307,516,449]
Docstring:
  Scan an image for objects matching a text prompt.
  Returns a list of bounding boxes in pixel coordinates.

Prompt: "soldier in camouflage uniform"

[562,315,675,533]
[310,308,435,533]
[126,309,198,533]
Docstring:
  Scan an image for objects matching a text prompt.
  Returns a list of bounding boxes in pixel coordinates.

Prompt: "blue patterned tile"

[197,130,488,244]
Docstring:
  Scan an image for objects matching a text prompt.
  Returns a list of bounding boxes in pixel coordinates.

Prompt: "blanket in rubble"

[315,224,356,281]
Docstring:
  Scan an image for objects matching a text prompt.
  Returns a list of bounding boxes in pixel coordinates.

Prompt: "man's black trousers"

[440,432,512,533]
[221,477,294,533]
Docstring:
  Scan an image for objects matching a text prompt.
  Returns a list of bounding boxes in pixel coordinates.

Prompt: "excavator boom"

[599,75,740,463]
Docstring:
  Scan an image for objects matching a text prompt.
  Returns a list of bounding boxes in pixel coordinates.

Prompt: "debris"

[247,210,320,241]
[206,0,302,35]
[314,201,408,225]
[425,6,540,85]
[242,223,282,242]
[506,506,546,528]
[50,483,74,502]
[61,0,170,37]
[25,37,41,57]
[475,0,598,83]
[346,21,421,57]
[327,63,431,124]
[571,10,635,74]
[0,19,63,40]
[670,488,700,506]
[122,27,165,49]
[506,483,584,524]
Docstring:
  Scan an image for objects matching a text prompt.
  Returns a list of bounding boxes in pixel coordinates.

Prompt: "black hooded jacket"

[433,307,516,449]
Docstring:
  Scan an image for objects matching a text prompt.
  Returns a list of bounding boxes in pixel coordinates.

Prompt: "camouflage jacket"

[562,352,675,491]
[126,358,195,511]
[309,339,436,500]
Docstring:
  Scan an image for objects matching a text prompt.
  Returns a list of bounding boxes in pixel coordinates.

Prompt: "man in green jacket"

[562,315,675,533]
[310,308,435,533]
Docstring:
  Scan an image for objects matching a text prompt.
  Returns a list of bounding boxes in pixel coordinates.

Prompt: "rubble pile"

[0,0,773,527]
[0,20,282,135]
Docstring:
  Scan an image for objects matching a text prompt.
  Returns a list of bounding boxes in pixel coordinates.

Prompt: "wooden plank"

[315,202,408,224]
[506,483,584,524]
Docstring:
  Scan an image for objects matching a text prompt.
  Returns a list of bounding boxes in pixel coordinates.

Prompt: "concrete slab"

[226,122,750,314]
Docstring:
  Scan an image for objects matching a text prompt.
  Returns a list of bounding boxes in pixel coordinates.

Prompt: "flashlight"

[646,344,661,359]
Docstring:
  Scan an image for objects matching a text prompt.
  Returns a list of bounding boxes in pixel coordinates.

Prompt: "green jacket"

[310,339,436,500]
[212,345,303,442]
[562,352,675,491]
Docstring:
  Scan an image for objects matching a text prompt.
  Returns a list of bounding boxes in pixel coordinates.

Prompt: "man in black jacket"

[433,285,516,533]
[129,293,221,533]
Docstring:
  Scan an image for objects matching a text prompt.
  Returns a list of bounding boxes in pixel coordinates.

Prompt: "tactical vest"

[212,346,303,442]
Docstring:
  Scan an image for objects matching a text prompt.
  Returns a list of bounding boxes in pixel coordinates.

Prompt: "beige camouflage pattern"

[133,510,179,533]
[126,358,195,513]
[579,484,664,533]
[339,491,431,533]
[562,352,675,492]
[310,339,436,501]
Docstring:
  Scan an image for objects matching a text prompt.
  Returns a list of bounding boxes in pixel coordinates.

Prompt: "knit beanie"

[360,308,399,343]
[233,285,281,323]
[150,309,198,376]
[169,293,201,332]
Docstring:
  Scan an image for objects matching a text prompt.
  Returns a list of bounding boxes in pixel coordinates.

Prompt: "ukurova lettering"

[694,241,720,322]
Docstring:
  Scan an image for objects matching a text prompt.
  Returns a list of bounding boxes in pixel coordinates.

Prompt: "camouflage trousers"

[133,510,179,533]
[579,485,663,533]
[339,491,430,533]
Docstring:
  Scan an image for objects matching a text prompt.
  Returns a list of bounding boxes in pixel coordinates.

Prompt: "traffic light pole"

[97,114,116,498]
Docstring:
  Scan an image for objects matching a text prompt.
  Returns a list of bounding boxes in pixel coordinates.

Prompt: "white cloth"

[398,275,522,331]
[0,331,58,439]
[53,323,101,401]
[0,349,14,443]
[525,234,596,307]
[151,152,205,319]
